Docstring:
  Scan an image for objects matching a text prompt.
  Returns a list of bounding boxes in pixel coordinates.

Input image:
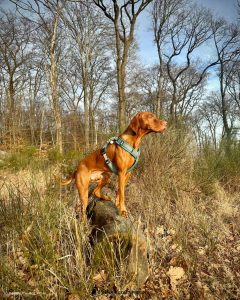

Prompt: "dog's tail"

[61,171,76,186]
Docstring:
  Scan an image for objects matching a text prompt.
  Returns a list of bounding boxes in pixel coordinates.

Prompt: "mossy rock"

[87,199,149,288]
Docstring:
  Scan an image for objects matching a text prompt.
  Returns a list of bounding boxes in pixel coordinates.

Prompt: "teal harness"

[101,137,140,174]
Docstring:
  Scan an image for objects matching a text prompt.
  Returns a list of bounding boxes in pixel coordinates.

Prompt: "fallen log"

[87,196,149,288]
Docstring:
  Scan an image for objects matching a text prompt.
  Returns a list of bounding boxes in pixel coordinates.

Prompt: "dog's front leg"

[116,172,131,209]
[117,171,128,217]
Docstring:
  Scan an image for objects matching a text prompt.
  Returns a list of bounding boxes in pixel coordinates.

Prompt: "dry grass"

[0,128,240,299]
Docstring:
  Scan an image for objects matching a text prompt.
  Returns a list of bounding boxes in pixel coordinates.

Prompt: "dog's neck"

[120,126,149,149]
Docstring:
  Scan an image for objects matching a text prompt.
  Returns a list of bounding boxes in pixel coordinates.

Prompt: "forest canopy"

[0,0,239,152]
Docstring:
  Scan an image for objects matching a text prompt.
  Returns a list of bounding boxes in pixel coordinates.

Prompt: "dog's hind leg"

[75,166,90,218]
[93,172,111,200]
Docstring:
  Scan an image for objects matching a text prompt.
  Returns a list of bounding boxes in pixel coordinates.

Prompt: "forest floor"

[0,133,240,299]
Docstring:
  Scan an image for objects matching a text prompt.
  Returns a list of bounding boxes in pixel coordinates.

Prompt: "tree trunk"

[50,14,63,154]
[170,84,177,121]
[156,82,163,117]
[114,12,127,133]
[156,43,164,117]
[115,38,126,132]
[84,94,90,150]
[82,64,90,150]
[7,76,16,146]
[39,109,44,150]
[73,111,78,151]
[118,64,127,133]
[29,95,36,145]
[50,57,63,154]
[220,63,231,139]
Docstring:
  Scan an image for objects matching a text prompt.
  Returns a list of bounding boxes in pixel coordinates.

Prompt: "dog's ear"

[130,113,140,134]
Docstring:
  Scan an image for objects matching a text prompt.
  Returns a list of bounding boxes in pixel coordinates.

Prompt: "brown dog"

[61,112,167,217]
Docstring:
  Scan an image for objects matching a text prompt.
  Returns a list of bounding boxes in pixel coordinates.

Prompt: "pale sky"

[137,0,238,64]
[137,0,238,92]
[198,0,238,21]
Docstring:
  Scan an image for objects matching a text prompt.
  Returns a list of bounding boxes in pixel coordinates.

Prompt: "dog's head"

[130,112,167,135]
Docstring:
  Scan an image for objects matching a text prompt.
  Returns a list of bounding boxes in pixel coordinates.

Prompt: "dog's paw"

[120,210,128,218]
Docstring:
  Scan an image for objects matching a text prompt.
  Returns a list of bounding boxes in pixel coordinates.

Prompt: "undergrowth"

[0,146,84,172]
[0,127,240,299]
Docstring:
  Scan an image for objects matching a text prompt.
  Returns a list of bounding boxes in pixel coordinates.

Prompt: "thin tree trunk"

[170,84,177,121]
[220,63,231,139]
[84,92,90,150]
[82,61,90,150]
[8,76,16,146]
[156,43,164,117]
[115,16,127,133]
[118,64,127,133]
[50,57,63,153]
[50,13,63,154]
[155,80,163,117]
[39,109,44,149]
[29,94,36,145]
[73,111,78,151]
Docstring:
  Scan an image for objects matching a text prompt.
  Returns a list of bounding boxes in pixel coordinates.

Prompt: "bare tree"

[93,0,153,132]
[197,94,223,149]
[211,18,240,139]
[0,10,32,146]
[11,0,65,153]
[237,0,240,23]
[228,61,240,114]
[63,1,112,149]
[152,0,184,116]
[152,1,222,121]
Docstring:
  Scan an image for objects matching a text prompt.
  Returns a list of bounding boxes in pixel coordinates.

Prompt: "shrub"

[195,139,240,193]
[1,146,38,171]
[47,148,63,163]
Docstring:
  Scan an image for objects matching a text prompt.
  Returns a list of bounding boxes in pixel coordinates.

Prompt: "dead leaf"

[93,270,107,287]
[161,288,170,298]
[68,294,80,300]
[169,257,178,266]
[156,225,165,235]
[167,266,185,291]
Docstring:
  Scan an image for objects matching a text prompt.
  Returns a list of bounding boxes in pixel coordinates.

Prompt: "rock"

[87,198,149,288]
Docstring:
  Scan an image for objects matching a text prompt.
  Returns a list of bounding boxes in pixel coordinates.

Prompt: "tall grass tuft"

[0,174,146,298]
[195,139,240,193]
[126,126,240,299]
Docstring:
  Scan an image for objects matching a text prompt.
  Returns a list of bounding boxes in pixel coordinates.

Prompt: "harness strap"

[101,136,140,174]
[101,147,118,174]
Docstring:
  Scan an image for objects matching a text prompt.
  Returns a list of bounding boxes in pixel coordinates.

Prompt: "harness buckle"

[118,139,124,146]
